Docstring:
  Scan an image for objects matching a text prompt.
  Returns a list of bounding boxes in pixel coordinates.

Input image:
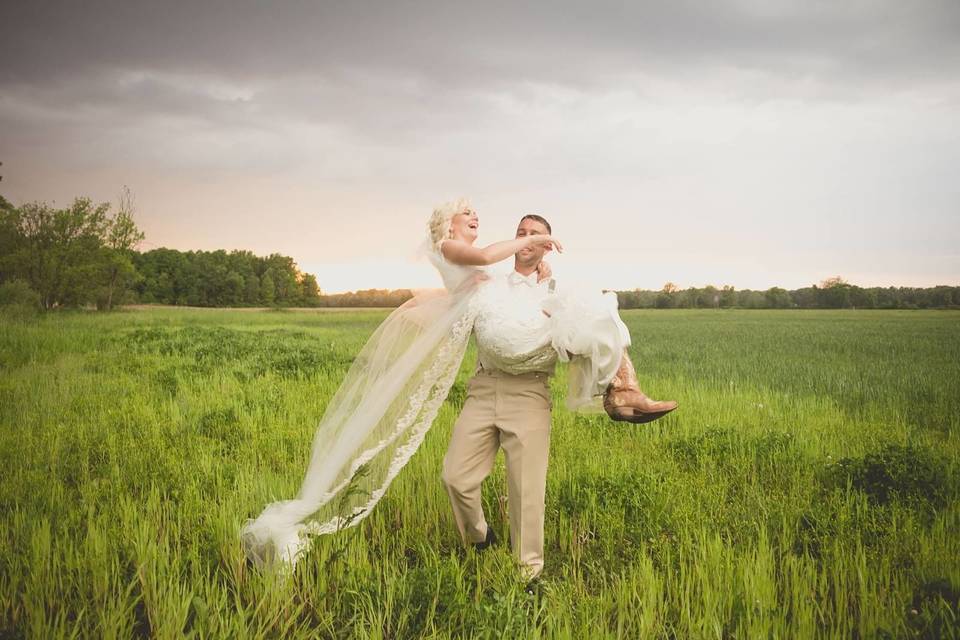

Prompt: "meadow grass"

[1,308,958,639]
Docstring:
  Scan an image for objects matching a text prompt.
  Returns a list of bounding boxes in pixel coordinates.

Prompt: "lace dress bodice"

[472,275,558,374]
[428,244,555,374]
[427,246,482,293]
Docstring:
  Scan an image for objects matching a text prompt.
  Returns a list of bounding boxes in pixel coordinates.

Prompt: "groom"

[441,214,559,582]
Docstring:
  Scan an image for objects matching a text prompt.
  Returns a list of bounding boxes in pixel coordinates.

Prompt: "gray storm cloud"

[1,0,958,291]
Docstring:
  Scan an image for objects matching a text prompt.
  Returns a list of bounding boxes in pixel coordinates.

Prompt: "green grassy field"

[1,308,958,639]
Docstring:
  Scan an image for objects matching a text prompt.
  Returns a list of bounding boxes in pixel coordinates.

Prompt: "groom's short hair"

[519,214,551,234]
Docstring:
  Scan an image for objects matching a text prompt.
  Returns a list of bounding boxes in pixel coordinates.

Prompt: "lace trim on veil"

[302,308,475,537]
[240,283,478,570]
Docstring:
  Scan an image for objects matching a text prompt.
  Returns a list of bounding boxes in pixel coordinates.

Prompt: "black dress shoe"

[473,527,497,551]
[524,578,541,597]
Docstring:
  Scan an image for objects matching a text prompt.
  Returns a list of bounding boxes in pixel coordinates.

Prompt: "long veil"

[240,252,480,569]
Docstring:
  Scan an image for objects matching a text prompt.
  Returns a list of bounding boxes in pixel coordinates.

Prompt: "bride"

[241,198,676,569]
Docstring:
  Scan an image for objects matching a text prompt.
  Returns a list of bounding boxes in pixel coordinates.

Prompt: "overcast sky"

[2,0,958,292]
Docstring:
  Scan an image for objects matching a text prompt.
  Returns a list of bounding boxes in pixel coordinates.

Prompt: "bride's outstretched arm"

[440,235,563,267]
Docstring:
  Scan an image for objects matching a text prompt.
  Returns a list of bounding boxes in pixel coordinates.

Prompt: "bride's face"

[450,209,479,243]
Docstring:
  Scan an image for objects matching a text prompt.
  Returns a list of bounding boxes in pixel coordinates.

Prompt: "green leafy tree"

[244,273,261,305]
[816,276,852,309]
[699,285,720,309]
[790,286,817,308]
[679,287,699,309]
[300,273,321,305]
[849,286,877,309]
[764,287,791,308]
[617,289,640,309]
[98,186,145,310]
[260,270,276,305]
[719,285,736,309]
[737,290,767,309]
[224,271,245,306]
[10,198,110,309]
[0,196,23,284]
[655,282,679,309]
[927,286,954,308]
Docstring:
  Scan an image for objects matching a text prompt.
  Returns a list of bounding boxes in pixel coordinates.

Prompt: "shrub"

[826,444,953,510]
[0,278,41,319]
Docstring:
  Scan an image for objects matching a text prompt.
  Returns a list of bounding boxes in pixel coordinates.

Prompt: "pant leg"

[495,374,552,579]
[441,373,499,544]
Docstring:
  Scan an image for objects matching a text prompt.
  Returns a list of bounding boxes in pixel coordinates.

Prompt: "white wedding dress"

[543,278,631,410]
[240,242,630,569]
[431,240,631,411]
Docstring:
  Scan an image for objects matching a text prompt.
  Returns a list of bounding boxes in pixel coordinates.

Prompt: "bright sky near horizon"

[1,1,958,293]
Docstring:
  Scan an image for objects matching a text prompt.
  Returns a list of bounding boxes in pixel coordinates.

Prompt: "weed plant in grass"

[0,308,958,638]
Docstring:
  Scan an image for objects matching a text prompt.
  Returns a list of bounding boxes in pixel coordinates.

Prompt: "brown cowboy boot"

[603,350,678,424]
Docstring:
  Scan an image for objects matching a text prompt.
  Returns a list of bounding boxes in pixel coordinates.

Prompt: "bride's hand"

[536,260,552,283]
[526,234,563,254]
[472,271,491,286]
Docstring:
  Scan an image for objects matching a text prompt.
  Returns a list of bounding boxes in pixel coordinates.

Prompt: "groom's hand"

[536,260,552,283]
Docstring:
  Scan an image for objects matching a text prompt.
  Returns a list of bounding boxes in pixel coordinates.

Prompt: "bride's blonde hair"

[428,197,472,252]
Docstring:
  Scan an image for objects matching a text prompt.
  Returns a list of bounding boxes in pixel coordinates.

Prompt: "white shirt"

[472,270,558,375]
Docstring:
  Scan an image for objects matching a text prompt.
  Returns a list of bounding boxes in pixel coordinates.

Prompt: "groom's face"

[515,218,550,267]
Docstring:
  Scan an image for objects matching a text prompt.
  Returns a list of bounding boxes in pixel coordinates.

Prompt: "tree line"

[0,192,321,312]
[1,192,956,313]
[614,278,959,310]
[305,278,960,310]
[134,248,320,307]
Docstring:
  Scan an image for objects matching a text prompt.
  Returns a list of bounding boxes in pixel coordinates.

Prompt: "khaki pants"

[441,367,552,579]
